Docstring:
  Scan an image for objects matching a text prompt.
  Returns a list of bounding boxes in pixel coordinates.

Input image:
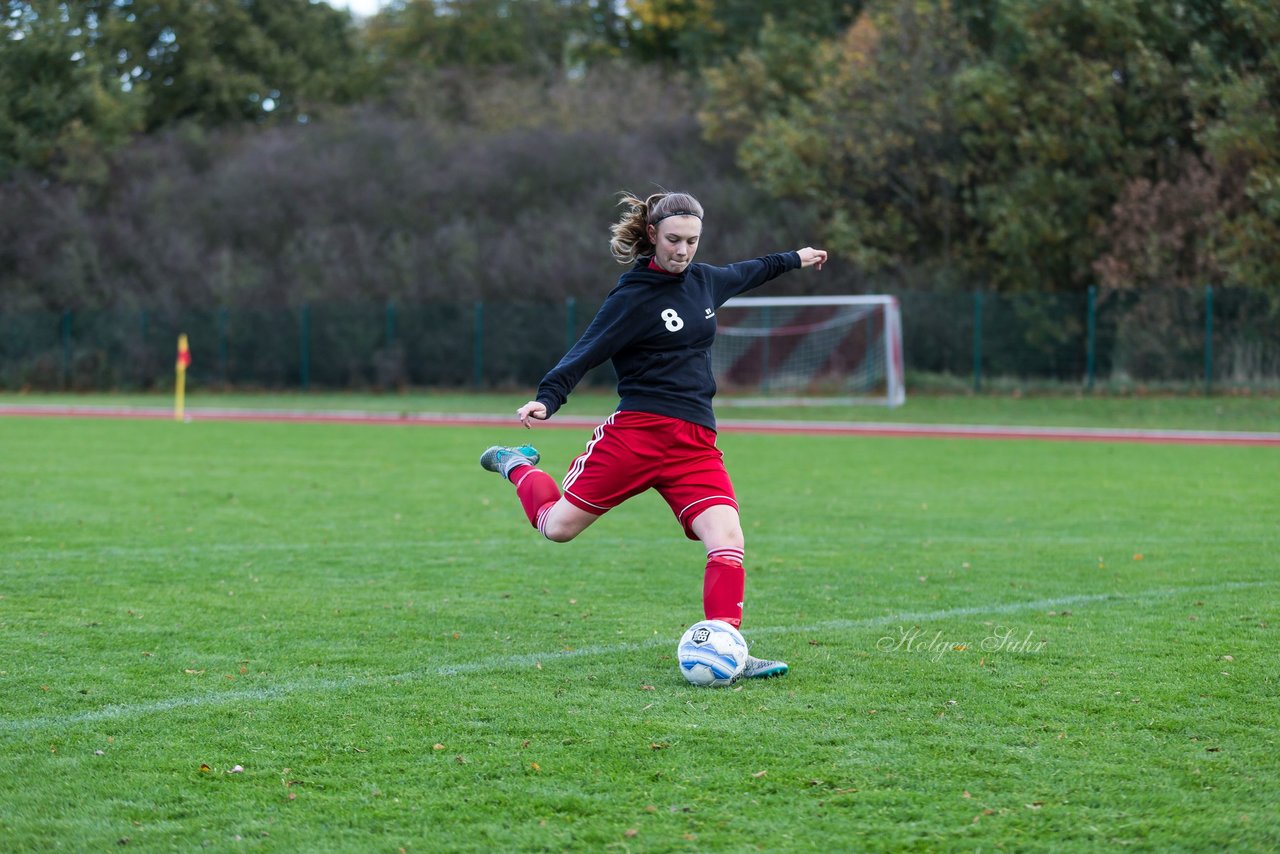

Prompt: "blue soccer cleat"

[739,654,789,680]
[479,444,541,481]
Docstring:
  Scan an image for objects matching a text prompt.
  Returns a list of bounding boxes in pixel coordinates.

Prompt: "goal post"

[714,295,905,408]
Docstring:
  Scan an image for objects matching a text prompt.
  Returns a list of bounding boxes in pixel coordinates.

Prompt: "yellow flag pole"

[175,334,190,422]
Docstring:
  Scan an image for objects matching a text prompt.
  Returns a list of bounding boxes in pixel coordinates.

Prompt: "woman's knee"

[539,501,597,543]
[707,526,745,553]
[540,519,579,543]
[691,505,745,552]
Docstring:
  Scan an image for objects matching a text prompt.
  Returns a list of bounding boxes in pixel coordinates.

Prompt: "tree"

[1184,3,1280,290]
[95,0,370,130]
[711,1,971,286]
[1,0,370,179]
[952,0,1192,291]
[1087,1,1280,291]
[365,0,603,75]
[0,1,142,180]
[707,0,1280,292]
[625,0,859,66]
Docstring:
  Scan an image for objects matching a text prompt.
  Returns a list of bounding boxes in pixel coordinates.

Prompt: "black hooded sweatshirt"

[535,251,802,431]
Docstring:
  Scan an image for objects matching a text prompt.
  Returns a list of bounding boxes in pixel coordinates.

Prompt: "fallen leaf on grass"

[530,762,541,772]
[432,744,445,751]
[1026,802,1043,810]
[183,669,204,675]
[751,770,767,778]
[640,685,655,691]
[623,829,637,838]
[649,742,669,751]
[199,764,211,773]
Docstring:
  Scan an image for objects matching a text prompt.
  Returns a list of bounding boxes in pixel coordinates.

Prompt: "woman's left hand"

[797,247,828,271]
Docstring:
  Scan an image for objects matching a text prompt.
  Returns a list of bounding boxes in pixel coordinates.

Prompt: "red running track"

[2,403,1278,446]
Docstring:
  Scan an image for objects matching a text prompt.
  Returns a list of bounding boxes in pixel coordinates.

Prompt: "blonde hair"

[608,190,705,264]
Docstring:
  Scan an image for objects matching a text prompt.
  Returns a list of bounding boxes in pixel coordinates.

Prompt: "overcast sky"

[330,0,386,18]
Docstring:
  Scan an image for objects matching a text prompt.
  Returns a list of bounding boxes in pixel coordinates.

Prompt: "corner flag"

[175,334,191,421]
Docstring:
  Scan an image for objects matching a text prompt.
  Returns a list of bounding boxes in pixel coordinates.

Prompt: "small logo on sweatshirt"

[704,307,715,319]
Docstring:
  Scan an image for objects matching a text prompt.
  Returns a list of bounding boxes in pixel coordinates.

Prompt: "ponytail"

[609,190,704,264]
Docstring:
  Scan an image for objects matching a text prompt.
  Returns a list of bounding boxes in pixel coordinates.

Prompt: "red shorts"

[560,411,737,540]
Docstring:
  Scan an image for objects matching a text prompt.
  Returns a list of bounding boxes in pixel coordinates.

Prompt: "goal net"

[713,296,905,407]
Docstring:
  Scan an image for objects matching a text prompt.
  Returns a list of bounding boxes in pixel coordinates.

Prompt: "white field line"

[0,580,1270,735]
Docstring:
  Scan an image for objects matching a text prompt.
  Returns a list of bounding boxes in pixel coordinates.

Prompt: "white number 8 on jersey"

[661,308,684,332]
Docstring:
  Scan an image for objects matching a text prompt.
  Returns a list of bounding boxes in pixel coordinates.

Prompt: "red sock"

[703,556,745,629]
[513,466,560,531]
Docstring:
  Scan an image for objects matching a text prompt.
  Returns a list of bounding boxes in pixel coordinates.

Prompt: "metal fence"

[3,287,1278,394]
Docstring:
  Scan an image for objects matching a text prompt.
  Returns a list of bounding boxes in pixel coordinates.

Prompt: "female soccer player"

[480,190,828,679]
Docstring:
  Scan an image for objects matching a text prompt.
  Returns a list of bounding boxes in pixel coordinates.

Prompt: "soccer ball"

[677,619,748,687]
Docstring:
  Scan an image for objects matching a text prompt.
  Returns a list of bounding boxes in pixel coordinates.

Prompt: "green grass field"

[1,399,1278,851]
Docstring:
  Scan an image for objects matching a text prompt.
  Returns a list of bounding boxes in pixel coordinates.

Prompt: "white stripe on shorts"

[678,494,738,524]
[563,489,610,511]
[561,413,617,494]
